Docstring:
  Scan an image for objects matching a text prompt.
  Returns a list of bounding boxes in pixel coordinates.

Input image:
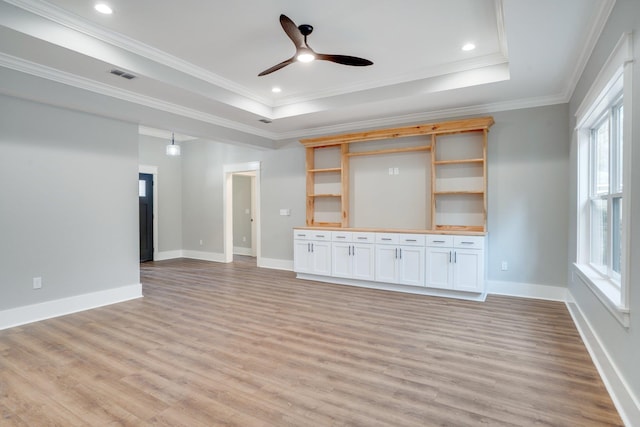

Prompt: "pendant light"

[166,132,180,156]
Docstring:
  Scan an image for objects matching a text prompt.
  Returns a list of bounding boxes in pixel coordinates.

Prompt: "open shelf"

[309,167,342,173]
[301,117,493,232]
[433,158,484,165]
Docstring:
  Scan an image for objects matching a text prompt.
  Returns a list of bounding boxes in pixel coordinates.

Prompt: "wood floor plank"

[0,257,623,426]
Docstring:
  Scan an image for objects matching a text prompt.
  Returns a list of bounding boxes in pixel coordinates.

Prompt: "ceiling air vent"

[259,118,272,124]
[110,69,137,80]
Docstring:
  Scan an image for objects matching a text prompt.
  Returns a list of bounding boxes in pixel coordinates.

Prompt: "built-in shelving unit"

[300,116,494,233]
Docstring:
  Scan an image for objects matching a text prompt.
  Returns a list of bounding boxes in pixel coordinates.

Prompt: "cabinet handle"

[297,234,306,237]
[357,237,367,240]
[399,248,402,259]
[352,246,355,256]
[382,238,393,241]
[308,243,311,252]
[406,239,417,242]
[348,245,351,256]
[454,251,457,263]
[449,251,452,263]
[316,235,325,238]
[336,236,346,239]
[433,240,445,243]
[311,243,314,253]
[460,241,474,245]
[395,248,398,259]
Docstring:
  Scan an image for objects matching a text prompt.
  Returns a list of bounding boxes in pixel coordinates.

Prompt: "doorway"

[139,173,154,262]
[223,162,261,265]
[232,172,257,258]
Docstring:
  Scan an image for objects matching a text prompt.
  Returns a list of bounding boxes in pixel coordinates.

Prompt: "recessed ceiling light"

[271,87,282,93]
[95,3,113,14]
[462,43,476,51]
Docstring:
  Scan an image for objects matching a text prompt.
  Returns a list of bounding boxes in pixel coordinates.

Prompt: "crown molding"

[276,92,568,141]
[0,52,277,140]
[2,0,273,106]
[564,0,617,103]
[273,52,509,107]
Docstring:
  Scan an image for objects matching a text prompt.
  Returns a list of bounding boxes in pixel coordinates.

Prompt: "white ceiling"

[0,0,614,148]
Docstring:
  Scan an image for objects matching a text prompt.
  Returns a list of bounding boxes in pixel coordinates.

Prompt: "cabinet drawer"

[294,229,312,240]
[453,235,484,249]
[309,231,331,241]
[332,231,353,241]
[376,233,399,244]
[352,232,375,243]
[294,229,332,241]
[425,235,454,247]
[398,234,425,246]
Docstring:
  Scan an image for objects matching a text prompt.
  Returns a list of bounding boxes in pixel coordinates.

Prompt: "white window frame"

[574,33,633,327]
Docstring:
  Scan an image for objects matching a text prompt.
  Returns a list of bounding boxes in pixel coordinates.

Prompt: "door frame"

[223,161,261,264]
[139,165,158,261]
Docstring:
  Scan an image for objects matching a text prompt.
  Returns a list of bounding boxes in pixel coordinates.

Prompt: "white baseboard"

[156,250,183,261]
[0,283,143,330]
[182,250,226,263]
[258,257,293,271]
[566,295,640,427]
[487,280,567,301]
[233,246,253,256]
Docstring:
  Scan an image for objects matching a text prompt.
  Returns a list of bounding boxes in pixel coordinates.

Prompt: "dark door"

[139,173,154,262]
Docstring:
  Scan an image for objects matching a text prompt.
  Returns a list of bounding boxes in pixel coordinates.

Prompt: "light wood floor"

[0,257,623,426]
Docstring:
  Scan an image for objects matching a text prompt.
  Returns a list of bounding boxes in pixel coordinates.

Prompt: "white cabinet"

[425,235,484,293]
[375,234,426,287]
[293,230,332,276]
[331,232,375,281]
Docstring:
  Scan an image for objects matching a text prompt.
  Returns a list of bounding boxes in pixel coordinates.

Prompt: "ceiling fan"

[258,14,373,76]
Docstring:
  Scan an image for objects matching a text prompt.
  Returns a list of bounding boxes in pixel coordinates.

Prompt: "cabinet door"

[311,241,332,276]
[352,243,375,281]
[426,247,453,289]
[293,240,312,273]
[332,242,352,278]
[453,249,484,292]
[375,245,398,283]
[398,245,425,287]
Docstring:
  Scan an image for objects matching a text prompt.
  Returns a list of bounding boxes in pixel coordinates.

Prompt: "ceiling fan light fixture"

[296,51,316,63]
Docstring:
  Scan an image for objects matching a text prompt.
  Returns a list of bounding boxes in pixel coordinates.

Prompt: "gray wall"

[232,175,253,251]
[0,94,139,310]
[138,134,183,254]
[181,141,304,260]
[488,105,570,287]
[177,105,570,290]
[568,0,640,403]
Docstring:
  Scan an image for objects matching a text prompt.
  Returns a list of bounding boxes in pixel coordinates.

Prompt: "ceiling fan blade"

[279,14,305,48]
[316,54,373,66]
[258,57,296,76]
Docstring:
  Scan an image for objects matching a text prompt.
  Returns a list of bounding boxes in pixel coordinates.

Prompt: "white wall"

[0,94,140,314]
[568,0,640,418]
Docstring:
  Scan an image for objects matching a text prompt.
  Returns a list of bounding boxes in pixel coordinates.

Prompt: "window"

[575,33,632,326]
[588,100,623,280]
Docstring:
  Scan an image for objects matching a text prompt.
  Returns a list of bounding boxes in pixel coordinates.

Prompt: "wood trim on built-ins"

[299,116,495,148]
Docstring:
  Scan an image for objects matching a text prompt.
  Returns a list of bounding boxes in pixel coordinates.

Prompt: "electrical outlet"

[33,277,42,289]
[394,167,399,175]
[199,239,203,246]
[501,261,508,271]
[242,236,247,242]
[388,167,394,175]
